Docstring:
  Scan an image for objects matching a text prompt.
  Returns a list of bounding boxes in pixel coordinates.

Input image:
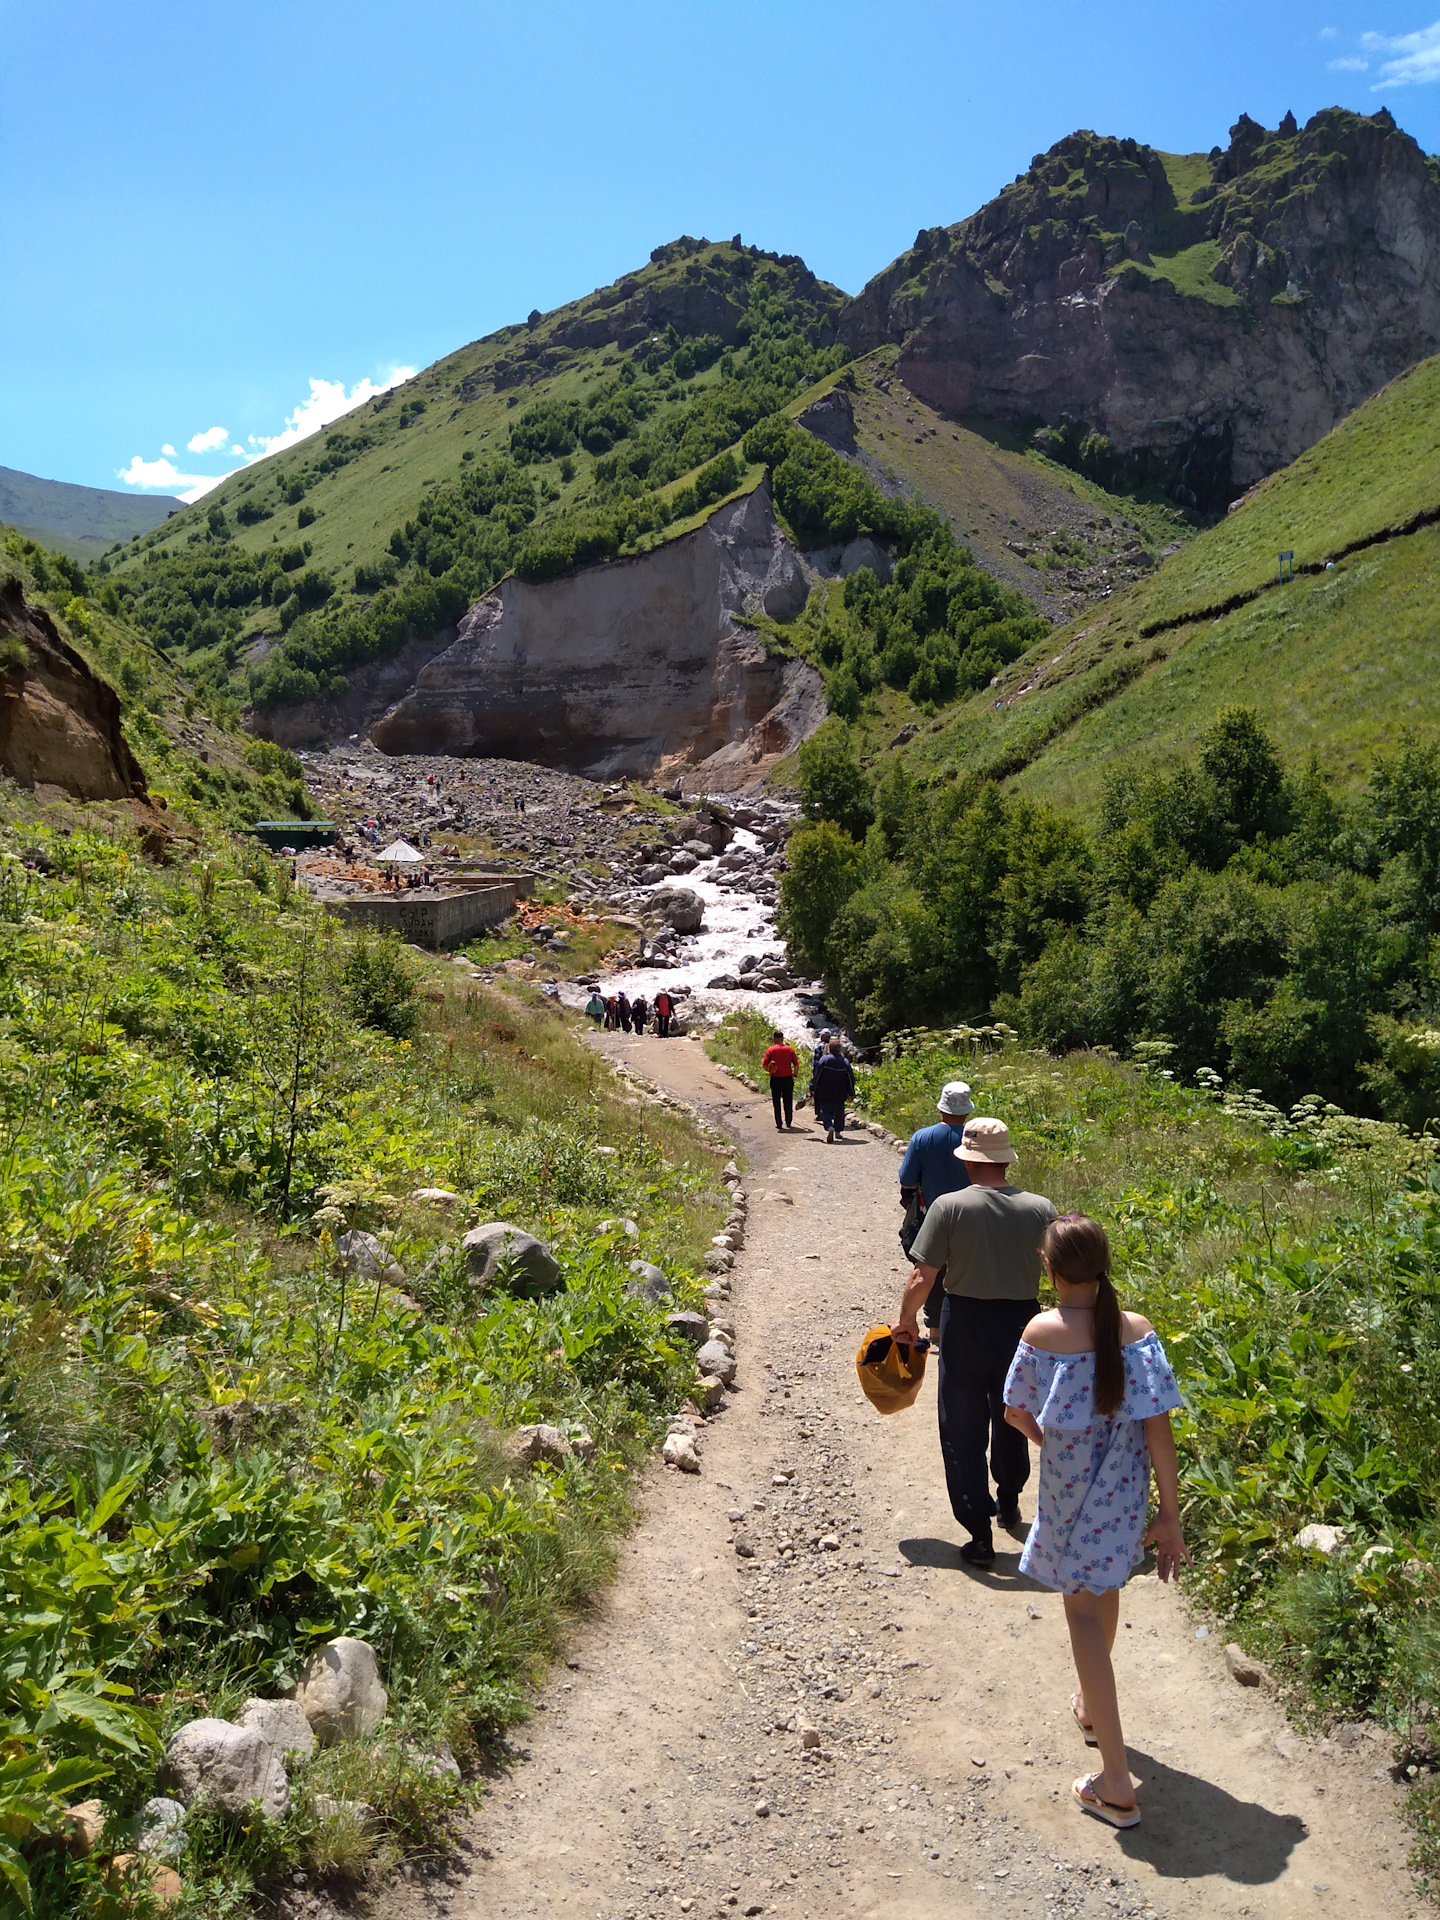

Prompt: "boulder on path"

[662,1432,700,1472]
[649,884,704,934]
[506,1423,574,1471]
[237,1696,316,1762]
[288,1637,388,1747]
[1224,1643,1273,1689]
[164,1718,290,1819]
[696,1340,737,1385]
[464,1221,563,1297]
[666,1309,710,1344]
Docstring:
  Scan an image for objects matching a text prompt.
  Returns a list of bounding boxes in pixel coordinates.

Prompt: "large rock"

[666,1309,710,1345]
[335,1229,404,1283]
[237,1697,316,1762]
[650,885,704,934]
[288,1637,388,1746]
[463,1222,563,1297]
[0,576,149,802]
[839,109,1440,508]
[133,1798,188,1862]
[505,1424,573,1471]
[696,1339,738,1385]
[627,1259,672,1302]
[364,485,824,789]
[164,1718,290,1819]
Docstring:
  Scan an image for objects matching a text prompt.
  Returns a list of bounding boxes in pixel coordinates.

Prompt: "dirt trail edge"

[379,1034,1417,1920]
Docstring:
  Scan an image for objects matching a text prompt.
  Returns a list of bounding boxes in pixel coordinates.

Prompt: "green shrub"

[343,930,419,1038]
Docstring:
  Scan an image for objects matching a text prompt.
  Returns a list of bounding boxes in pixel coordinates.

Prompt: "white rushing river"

[558,830,834,1044]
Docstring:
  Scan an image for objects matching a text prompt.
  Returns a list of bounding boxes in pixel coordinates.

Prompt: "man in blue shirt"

[898,1080,974,1330]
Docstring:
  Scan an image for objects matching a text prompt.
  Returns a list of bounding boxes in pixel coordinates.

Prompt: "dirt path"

[380,1035,1418,1920]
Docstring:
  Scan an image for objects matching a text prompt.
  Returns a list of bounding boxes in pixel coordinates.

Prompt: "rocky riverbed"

[299,745,840,1046]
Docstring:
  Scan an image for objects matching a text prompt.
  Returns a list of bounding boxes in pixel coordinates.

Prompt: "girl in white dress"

[1003,1215,1190,1828]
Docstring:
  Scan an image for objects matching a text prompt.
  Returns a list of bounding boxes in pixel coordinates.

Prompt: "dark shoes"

[959,1537,996,1569]
[997,1499,1024,1532]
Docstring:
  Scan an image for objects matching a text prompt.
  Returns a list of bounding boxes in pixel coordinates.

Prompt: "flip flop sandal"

[1071,1692,1099,1747]
[1073,1772,1140,1829]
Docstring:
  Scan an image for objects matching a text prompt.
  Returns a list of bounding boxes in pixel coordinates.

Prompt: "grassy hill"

[878,351,1440,807]
[104,239,850,712]
[0,464,181,563]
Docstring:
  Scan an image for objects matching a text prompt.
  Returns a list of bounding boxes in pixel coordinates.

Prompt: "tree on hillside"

[796,720,873,840]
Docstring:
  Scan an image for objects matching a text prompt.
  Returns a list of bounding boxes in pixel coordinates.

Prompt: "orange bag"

[856,1324,930,1415]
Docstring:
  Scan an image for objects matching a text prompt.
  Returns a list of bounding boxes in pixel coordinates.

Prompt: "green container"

[252,820,338,853]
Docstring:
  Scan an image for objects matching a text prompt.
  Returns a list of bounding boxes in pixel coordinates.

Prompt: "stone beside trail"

[368,1034,1414,1920]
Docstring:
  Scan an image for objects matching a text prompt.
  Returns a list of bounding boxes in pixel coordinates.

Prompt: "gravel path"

[375,1034,1417,1920]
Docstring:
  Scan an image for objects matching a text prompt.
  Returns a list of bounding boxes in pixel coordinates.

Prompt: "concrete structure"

[324,881,522,949]
[253,820,337,852]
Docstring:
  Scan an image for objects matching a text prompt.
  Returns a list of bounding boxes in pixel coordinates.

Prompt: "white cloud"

[247,369,417,460]
[1329,54,1370,68]
[1320,23,1339,36]
[118,365,418,507]
[1362,18,1440,85]
[119,453,215,498]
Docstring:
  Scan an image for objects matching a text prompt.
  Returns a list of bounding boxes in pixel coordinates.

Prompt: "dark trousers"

[936,1294,1036,1544]
[769,1075,794,1128]
[656,1013,670,1036]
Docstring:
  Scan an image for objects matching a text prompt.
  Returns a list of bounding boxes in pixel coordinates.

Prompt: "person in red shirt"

[761,1029,800,1131]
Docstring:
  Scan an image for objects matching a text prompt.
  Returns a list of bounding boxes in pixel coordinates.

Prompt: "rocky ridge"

[841,108,1440,506]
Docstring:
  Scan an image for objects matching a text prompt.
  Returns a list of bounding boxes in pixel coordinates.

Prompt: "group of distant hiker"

[759,1027,856,1141]
[583,988,674,1036]
[877,1077,1188,1830]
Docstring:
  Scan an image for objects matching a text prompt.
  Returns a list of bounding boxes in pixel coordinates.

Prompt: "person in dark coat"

[811,1041,855,1143]
[630,994,649,1034]
[616,992,632,1034]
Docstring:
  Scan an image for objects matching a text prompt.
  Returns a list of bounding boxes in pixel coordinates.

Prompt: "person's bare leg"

[1072,1587,1119,1729]
[1064,1589,1133,1806]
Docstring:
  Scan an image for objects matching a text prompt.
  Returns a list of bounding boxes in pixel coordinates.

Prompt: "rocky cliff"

[842,108,1440,507]
[364,485,853,788]
[0,576,148,801]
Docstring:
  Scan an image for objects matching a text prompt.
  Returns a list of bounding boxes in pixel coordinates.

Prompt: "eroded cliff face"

[0,576,148,801]
[842,108,1440,505]
[368,485,841,788]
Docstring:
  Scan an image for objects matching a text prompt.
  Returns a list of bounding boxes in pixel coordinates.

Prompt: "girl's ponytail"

[1040,1214,1124,1416]
[1091,1270,1124,1418]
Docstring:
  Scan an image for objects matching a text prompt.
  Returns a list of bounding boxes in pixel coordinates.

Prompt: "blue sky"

[3,0,1439,502]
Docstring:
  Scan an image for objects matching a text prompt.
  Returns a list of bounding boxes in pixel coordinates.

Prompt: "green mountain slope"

[106,239,848,712]
[0,464,181,562]
[884,352,1440,805]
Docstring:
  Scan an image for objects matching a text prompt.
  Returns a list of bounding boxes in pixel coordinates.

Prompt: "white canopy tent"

[375,840,423,865]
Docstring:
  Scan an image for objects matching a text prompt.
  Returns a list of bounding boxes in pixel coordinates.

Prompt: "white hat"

[954,1116,1017,1164]
[820,1028,832,1039]
[937,1080,974,1117]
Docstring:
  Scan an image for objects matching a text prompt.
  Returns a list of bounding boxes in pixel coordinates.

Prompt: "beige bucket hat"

[954,1116,1017,1164]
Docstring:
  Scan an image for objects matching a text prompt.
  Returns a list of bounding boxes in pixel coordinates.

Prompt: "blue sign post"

[1278,550,1294,583]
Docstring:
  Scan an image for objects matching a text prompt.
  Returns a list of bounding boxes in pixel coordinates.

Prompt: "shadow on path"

[898,1534,1049,1593]
[1116,1748,1309,1884]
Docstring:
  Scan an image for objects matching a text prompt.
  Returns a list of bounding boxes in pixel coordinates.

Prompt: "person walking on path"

[894,1117,1057,1566]
[811,1029,832,1078]
[603,996,618,1031]
[761,1029,799,1131]
[616,991,632,1034]
[898,1080,974,1333]
[1002,1214,1189,1829]
[630,994,649,1035]
[584,991,606,1024]
[654,990,673,1038]
[811,1040,855,1143]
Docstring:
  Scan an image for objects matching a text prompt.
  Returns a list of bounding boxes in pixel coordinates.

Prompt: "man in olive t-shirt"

[893,1116,1057,1568]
